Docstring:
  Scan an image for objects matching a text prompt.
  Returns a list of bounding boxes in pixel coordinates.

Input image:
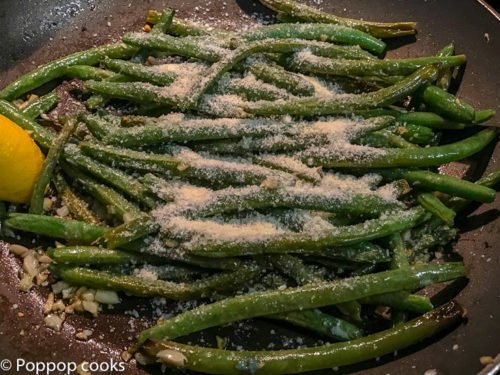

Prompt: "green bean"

[361,292,433,314]
[258,0,417,39]
[375,168,496,203]
[123,32,225,62]
[0,99,54,149]
[246,23,378,55]
[151,8,175,34]
[409,219,459,256]
[336,301,362,323]
[63,145,158,208]
[291,42,376,60]
[146,10,230,38]
[356,130,419,148]
[47,246,146,265]
[358,75,405,87]
[64,166,142,222]
[85,73,135,109]
[244,64,441,117]
[186,207,429,257]
[436,43,455,90]
[446,170,500,212]
[417,85,475,122]
[89,43,392,110]
[78,112,118,140]
[475,170,500,189]
[396,111,466,130]
[242,23,386,55]
[320,243,392,264]
[79,143,296,187]
[248,62,315,96]
[474,109,496,123]
[80,142,180,173]
[392,123,436,144]
[260,256,364,340]
[136,262,464,345]
[388,232,409,269]
[168,17,221,37]
[355,108,403,118]
[125,30,374,64]
[351,263,378,276]
[267,308,364,341]
[29,119,76,215]
[102,58,176,86]
[183,184,402,219]
[84,80,178,107]
[287,53,465,78]
[252,156,322,183]
[101,117,295,148]
[192,136,309,154]
[0,43,138,101]
[143,300,462,374]
[382,131,420,148]
[197,117,393,155]
[4,213,106,243]
[135,239,244,271]
[131,264,203,283]
[302,128,497,168]
[417,193,456,226]
[53,173,101,225]
[222,76,289,101]
[121,238,237,270]
[188,38,385,108]
[21,91,59,119]
[265,254,325,285]
[52,263,261,300]
[102,214,157,249]
[138,174,175,202]
[61,65,117,81]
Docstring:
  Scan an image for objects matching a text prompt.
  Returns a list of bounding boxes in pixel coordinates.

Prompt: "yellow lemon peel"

[0,114,45,204]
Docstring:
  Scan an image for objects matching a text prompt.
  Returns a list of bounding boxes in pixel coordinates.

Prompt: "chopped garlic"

[38,254,52,264]
[52,299,66,312]
[43,293,55,314]
[8,244,29,257]
[43,197,53,211]
[120,351,132,362]
[80,291,95,302]
[56,206,70,217]
[94,290,120,304]
[22,253,39,277]
[75,329,93,341]
[76,362,91,375]
[82,300,99,316]
[480,356,494,365]
[156,349,187,367]
[44,314,64,331]
[134,353,156,366]
[62,286,77,299]
[51,281,70,294]
[19,274,34,292]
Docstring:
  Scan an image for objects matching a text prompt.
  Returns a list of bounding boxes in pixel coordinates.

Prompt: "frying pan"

[0,1,499,374]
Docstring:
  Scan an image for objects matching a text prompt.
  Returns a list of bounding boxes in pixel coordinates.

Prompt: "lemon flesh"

[0,114,45,204]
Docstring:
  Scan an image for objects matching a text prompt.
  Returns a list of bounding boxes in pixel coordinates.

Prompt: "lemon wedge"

[0,114,45,204]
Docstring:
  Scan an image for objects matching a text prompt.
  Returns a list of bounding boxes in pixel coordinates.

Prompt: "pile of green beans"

[0,1,498,374]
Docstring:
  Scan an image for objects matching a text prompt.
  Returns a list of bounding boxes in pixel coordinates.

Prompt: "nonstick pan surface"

[0,1,499,374]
